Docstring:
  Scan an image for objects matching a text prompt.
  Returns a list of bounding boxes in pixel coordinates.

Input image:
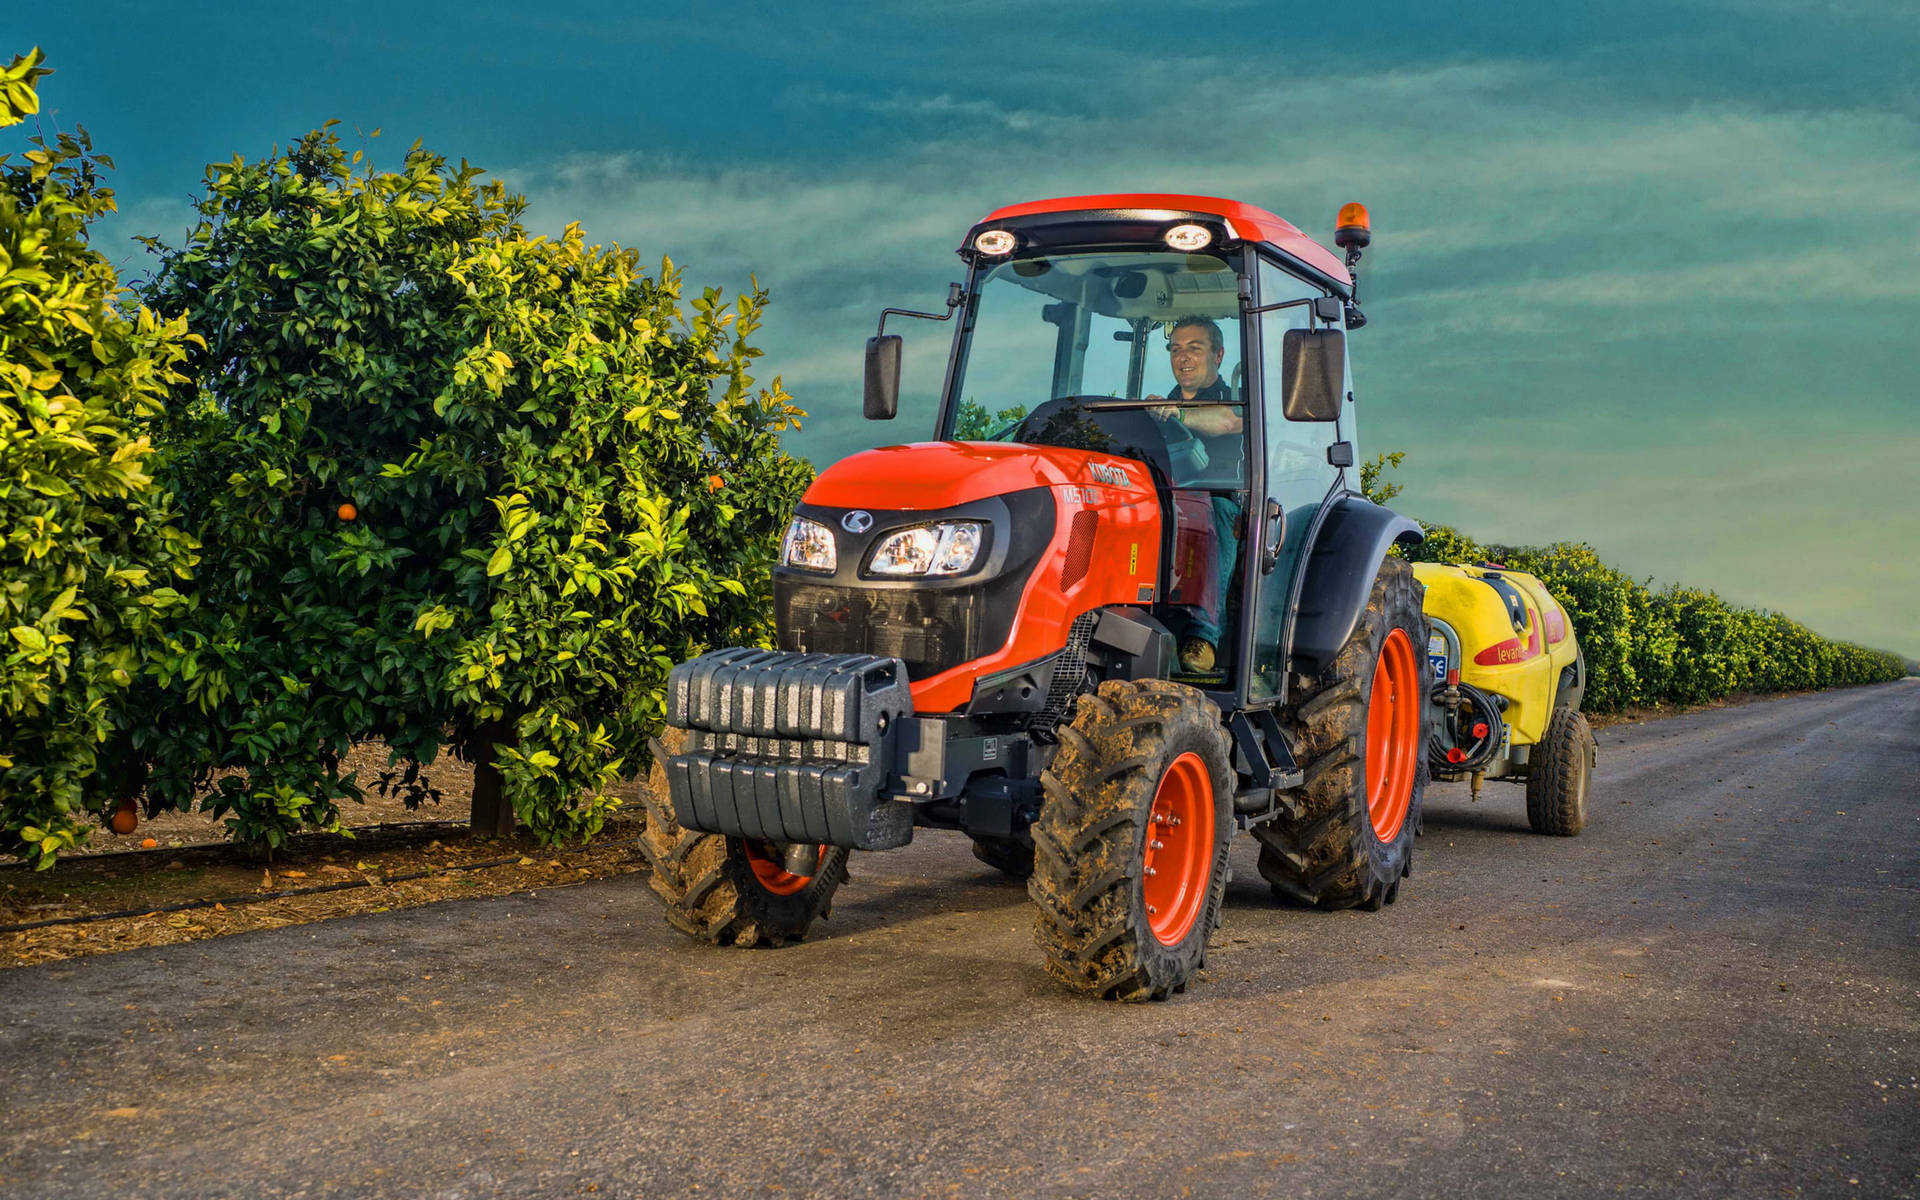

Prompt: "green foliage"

[1418,536,1905,711]
[0,48,51,128]
[1376,445,1904,710]
[1359,450,1404,505]
[1402,521,1487,568]
[0,50,198,867]
[953,399,1027,440]
[125,126,810,850]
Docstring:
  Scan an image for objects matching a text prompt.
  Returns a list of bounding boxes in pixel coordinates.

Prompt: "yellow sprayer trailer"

[1415,563,1599,834]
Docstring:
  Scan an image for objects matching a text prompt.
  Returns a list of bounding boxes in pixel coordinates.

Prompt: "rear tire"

[639,729,848,947]
[969,835,1035,879]
[1028,680,1233,1002]
[1255,556,1427,910]
[1526,705,1594,836]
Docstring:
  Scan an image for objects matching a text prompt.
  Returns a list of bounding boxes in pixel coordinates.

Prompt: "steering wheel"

[1006,397,1200,488]
[1150,406,1210,480]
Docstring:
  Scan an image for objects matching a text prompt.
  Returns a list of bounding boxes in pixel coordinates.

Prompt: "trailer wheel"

[969,835,1035,879]
[639,729,848,947]
[1255,556,1427,911]
[1028,679,1233,1001]
[1526,705,1595,836]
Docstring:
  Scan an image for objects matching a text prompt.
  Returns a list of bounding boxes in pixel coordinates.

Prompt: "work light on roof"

[1163,223,1213,252]
[973,229,1017,257]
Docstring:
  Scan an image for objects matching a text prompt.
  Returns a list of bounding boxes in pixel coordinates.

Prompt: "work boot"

[1179,637,1216,673]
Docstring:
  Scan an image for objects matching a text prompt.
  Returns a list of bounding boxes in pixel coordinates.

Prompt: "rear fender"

[1289,496,1423,676]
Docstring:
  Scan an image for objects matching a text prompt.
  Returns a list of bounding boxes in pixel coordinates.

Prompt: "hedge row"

[1405,523,1909,712]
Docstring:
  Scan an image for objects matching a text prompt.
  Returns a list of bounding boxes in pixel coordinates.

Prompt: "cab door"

[1246,256,1346,702]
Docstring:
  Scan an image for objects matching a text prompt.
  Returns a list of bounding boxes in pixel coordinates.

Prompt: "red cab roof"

[979,193,1351,286]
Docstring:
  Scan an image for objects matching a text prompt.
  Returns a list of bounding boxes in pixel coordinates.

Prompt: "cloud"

[782,84,1047,133]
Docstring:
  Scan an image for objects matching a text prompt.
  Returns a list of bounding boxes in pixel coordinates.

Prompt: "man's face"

[1168,325,1223,395]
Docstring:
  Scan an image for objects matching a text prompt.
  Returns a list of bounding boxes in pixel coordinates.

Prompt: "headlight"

[867,521,984,577]
[781,517,836,573]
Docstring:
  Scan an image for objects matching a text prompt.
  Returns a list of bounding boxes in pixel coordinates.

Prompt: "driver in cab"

[1148,316,1241,675]
[1149,317,1241,444]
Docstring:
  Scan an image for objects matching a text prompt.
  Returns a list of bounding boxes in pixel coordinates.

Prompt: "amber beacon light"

[1334,202,1371,251]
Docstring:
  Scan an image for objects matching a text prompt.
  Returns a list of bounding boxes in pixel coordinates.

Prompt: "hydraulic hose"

[1428,681,1505,775]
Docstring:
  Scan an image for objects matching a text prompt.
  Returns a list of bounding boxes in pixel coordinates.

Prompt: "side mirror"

[1279,328,1345,422]
[864,335,901,420]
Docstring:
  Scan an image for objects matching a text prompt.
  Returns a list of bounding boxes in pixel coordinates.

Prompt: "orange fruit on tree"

[109,799,138,835]
[707,474,724,492]
[337,502,358,521]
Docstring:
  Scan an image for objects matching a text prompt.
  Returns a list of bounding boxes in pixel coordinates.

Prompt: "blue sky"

[27,1,1920,656]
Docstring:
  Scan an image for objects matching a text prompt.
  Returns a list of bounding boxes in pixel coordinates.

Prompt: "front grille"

[1034,610,1101,738]
[777,582,987,680]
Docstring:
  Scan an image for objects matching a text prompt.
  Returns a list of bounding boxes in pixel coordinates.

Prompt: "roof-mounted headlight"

[867,521,984,577]
[973,229,1017,257]
[1164,223,1213,252]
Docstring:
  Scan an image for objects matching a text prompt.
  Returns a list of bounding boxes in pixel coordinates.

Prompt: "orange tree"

[127,126,809,849]
[0,50,198,867]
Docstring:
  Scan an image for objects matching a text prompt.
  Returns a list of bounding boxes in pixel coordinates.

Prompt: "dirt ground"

[0,743,651,969]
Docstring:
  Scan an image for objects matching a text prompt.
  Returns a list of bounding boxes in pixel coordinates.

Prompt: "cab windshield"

[944,250,1246,455]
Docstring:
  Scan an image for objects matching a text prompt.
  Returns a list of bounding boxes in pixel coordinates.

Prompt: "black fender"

[1288,496,1424,676]
[1555,646,1588,714]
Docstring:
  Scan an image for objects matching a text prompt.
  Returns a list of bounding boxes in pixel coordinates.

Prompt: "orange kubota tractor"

[641,195,1427,1001]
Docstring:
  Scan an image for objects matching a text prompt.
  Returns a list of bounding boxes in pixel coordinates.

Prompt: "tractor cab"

[867,196,1365,704]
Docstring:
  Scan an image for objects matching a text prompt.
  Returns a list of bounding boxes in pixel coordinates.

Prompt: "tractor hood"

[804,442,1154,510]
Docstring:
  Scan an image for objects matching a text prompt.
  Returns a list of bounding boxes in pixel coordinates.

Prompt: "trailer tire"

[1028,679,1233,1002]
[1526,705,1594,837]
[1256,556,1426,911]
[969,835,1035,879]
[639,728,848,947]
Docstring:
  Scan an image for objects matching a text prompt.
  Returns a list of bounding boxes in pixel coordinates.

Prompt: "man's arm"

[1146,397,1241,436]
[1181,405,1242,437]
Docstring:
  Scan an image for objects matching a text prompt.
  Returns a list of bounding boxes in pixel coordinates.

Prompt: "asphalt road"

[3,681,1916,1199]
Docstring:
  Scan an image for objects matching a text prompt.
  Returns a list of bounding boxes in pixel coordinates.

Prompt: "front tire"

[639,730,848,947]
[1255,556,1427,910]
[1526,705,1595,836]
[1028,680,1234,1001]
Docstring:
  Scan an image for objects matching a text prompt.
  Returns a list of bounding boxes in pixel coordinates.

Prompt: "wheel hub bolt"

[1150,839,1164,849]
[1144,867,1157,877]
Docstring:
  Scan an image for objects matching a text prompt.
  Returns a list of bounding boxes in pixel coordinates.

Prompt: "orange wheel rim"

[743,842,821,896]
[1367,627,1419,841]
[1143,751,1214,947]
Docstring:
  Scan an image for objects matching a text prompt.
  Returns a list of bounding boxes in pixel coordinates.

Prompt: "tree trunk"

[468,718,517,838]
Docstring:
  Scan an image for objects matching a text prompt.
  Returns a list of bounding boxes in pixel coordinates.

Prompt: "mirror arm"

[876,283,966,338]
[1244,295,1315,317]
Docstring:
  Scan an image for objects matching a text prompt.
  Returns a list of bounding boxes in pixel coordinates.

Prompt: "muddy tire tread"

[1526,705,1594,836]
[1255,556,1426,911]
[640,730,847,947]
[1028,680,1233,1002]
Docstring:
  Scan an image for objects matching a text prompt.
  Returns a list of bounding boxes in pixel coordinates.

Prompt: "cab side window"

[1250,258,1345,700]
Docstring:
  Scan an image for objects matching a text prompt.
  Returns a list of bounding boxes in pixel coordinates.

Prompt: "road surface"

[3,681,1916,1198]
